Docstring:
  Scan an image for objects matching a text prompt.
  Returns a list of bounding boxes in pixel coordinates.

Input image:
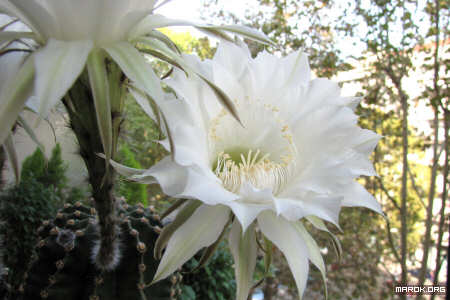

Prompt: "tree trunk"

[263,276,277,300]
[418,107,440,287]
[399,91,409,299]
[420,0,443,291]
[430,109,449,300]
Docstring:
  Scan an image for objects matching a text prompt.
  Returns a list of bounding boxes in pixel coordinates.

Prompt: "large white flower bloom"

[0,0,272,150]
[112,42,382,299]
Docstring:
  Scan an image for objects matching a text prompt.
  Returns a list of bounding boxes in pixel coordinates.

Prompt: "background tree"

[201,0,449,299]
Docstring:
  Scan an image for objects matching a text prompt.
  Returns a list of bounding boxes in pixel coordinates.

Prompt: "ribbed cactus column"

[20,199,182,300]
[62,70,123,270]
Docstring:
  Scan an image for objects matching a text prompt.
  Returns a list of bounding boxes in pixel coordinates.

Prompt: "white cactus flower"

[0,0,272,150]
[111,41,383,300]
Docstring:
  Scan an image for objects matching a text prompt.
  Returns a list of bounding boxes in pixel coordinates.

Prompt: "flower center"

[209,98,297,195]
[213,148,292,195]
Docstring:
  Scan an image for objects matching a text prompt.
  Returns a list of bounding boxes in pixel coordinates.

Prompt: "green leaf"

[87,48,112,172]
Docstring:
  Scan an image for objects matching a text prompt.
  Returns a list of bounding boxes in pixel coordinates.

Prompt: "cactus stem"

[63,74,122,271]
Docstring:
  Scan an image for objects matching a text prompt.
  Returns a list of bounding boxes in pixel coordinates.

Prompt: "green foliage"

[20,147,46,183]
[116,145,148,205]
[20,144,84,204]
[0,178,60,295]
[180,242,236,300]
[159,29,216,60]
[20,200,181,300]
[0,144,86,297]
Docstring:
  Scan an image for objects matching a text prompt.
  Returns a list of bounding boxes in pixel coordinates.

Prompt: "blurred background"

[1,0,448,299]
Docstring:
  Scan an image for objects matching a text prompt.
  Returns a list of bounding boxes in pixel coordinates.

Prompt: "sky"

[157,0,250,21]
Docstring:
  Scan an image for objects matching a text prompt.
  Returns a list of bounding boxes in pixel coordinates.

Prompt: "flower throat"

[213,148,291,195]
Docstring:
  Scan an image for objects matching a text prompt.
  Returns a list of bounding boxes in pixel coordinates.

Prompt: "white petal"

[5,0,56,40]
[258,211,309,299]
[180,167,238,205]
[0,54,34,145]
[104,41,163,103]
[294,222,327,297]
[283,50,310,87]
[157,98,210,167]
[274,194,342,228]
[229,201,270,234]
[213,41,251,80]
[0,50,26,91]
[34,39,93,117]
[99,154,148,178]
[349,128,382,156]
[153,204,230,282]
[338,96,361,110]
[341,181,383,214]
[229,183,273,232]
[133,156,188,190]
[229,220,257,300]
[298,79,341,117]
[129,87,157,121]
